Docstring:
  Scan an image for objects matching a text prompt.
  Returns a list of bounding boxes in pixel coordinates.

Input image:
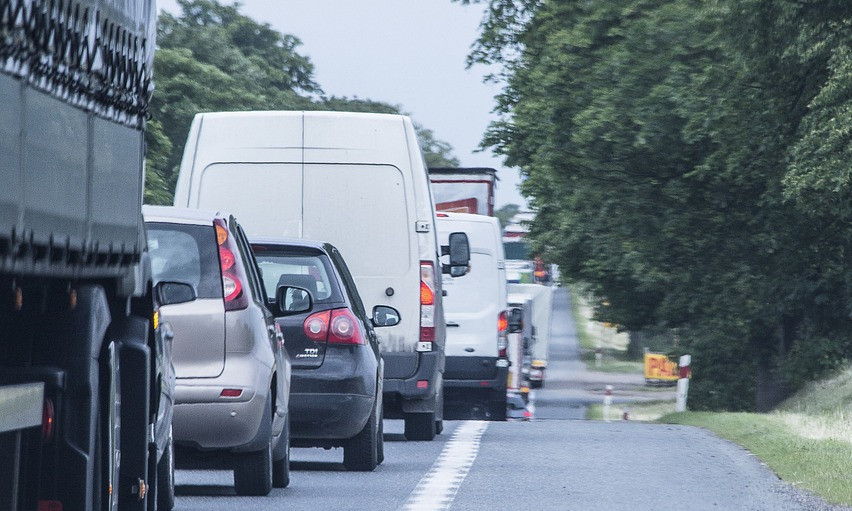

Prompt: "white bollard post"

[603,384,613,421]
[675,354,691,412]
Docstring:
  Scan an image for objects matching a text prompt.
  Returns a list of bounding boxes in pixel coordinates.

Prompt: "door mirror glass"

[508,307,524,333]
[275,285,313,316]
[154,281,196,306]
[442,231,470,277]
[372,305,401,327]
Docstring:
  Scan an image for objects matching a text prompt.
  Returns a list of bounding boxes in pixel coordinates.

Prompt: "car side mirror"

[275,285,313,316]
[508,307,524,333]
[154,281,196,306]
[372,305,401,327]
[441,232,470,277]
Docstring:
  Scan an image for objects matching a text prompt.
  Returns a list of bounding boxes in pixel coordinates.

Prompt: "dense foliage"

[146,0,458,204]
[459,0,852,410]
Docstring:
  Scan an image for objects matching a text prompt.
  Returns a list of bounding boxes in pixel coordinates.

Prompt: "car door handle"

[446,322,460,327]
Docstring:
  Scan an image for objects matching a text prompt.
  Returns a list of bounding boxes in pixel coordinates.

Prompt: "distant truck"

[507,284,554,388]
[0,2,165,510]
[429,167,498,216]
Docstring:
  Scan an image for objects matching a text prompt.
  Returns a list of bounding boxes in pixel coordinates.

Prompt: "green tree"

[494,203,521,228]
[146,1,460,202]
[460,0,852,410]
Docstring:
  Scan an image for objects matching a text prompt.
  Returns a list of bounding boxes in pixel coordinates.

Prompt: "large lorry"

[429,167,498,216]
[0,2,163,510]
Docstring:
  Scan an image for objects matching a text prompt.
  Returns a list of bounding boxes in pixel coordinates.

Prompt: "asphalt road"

[173,288,848,511]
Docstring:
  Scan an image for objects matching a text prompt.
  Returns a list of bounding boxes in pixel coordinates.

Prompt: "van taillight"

[419,261,435,349]
[303,308,364,345]
[497,311,509,359]
[42,398,55,443]
[214,218,249,311]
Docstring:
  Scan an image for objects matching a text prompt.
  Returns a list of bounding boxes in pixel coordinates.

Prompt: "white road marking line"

[400,420,489,511]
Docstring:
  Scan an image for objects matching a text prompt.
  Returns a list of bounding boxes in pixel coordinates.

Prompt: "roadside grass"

[570,288,595,351]
[579,349,644,374]
[659,411,852,506]
[586,400,676,421]
[569,287,637,372]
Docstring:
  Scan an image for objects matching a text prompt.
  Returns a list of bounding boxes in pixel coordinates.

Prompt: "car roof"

[250,236,334,253]
[142,205,226,225]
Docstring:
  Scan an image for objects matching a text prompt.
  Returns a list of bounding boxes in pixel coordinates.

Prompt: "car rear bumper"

[288,349,378,441]
[172,388,268,451]
[290,393,373,441]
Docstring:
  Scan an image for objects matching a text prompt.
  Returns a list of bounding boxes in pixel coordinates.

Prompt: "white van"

[172,111,470,441]
[436,212,509,420]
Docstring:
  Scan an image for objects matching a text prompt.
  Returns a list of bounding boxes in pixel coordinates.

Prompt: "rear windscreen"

[254,253,340,304]
[146,222,222,299]
[503,241,529,260]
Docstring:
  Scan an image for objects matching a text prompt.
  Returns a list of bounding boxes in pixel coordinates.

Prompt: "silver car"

[143,206,291,496]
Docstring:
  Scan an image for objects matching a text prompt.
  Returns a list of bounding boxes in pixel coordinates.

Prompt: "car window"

[146,222,222,299]
[233,221,266,304]
[255,252,339,304]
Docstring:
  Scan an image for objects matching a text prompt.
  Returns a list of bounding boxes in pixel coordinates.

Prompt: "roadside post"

[603,385,613,421]
[675,355,691,412]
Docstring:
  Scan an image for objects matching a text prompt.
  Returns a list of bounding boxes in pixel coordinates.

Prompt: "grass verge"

[579,349,645,374]
[587,400,676,421]
[659,411,852,506]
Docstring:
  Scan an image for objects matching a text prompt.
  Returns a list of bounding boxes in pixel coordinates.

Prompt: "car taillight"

[329,309,364,345]
[419,261,435,349]
[214,218,249,311]
[42,398,55,443]
[304,310,330,341]
[303,308,364,345]
[497,310,509,359]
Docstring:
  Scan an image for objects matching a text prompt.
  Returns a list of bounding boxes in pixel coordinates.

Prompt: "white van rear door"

[196,163,303,238]
[442,250,500,358]
[302,163,419,357]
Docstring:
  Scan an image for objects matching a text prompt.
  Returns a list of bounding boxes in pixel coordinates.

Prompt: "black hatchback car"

[251,238,398,472]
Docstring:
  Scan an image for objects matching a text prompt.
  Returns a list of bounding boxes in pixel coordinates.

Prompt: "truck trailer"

[0,1,164,510]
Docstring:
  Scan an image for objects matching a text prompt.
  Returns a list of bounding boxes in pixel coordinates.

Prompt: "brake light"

[220,389,242,398]
[498,310,509,359]
[303,308,364,345]
[214,218,249,311]
[419,261,436,348]
[37,501,62,511]
[42,398,55,443]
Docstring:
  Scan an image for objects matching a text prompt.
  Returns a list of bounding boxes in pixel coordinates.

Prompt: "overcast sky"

[156,0,527,208]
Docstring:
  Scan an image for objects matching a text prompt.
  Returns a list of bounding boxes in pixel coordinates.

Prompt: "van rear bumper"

[382,351,442,402]
[444,356,508,392]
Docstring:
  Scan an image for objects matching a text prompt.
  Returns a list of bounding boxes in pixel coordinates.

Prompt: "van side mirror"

[441,232,470,277]
[372,305,401,327]
[275,285,313,316]
[154,281,196,306]
[508,307,524,333]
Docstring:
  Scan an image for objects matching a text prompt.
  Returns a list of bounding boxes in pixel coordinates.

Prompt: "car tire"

[343,404,378,472]
[376,410,385,466]
[157,429,175,511]
[435,419,444,435]
[272,416,290,488]
[404,412,436,441]
[489,392,508,421]
[234,439,273,496]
